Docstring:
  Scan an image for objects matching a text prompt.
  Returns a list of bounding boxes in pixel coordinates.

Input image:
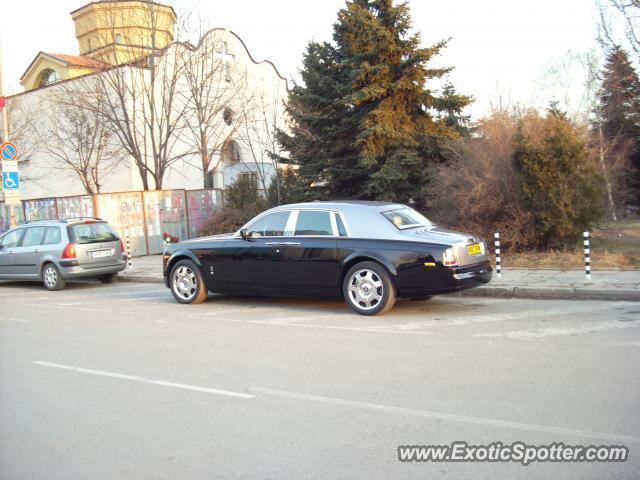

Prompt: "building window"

[221,139,240,164]
[239,171,258,185]
[115,34,123,44]
[38,69,59,87]
[223,108,233,126]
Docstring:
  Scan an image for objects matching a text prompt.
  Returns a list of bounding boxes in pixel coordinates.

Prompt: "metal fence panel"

[186,189,223,238]
[143,190,188,254]
[0,202,25,234]
[95,191,148,256]
[56,195,95,219]
[23,198,57,221]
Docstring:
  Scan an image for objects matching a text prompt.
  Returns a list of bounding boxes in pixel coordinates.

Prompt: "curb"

[117,274,640,301]
[118,275,164,285]
[456,286,640,302]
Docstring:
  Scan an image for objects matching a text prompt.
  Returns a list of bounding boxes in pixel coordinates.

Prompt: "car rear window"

[381,207,432,230]
[68,222,119,244]
[294,211,333,236]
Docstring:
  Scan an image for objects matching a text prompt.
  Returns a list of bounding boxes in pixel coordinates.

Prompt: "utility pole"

[0,36,17,228]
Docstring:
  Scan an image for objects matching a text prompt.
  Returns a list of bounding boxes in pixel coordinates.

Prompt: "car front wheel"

[42,263,66,291]
[169,259,208,304]
[343,261,396,315]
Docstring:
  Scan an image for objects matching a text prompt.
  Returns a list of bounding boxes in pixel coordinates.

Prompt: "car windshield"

[68,222,119,244]
[381,207,432,230]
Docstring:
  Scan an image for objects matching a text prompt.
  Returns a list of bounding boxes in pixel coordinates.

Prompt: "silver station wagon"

[0,218,127,290]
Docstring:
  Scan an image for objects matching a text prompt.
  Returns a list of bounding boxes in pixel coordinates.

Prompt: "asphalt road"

[1,280,639,479]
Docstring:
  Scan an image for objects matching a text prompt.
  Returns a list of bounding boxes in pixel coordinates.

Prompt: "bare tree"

[597,0,640,63]
[34,89,123,194]
[63,2,190,190]
[235,82,288,198]
[178,31,247,187]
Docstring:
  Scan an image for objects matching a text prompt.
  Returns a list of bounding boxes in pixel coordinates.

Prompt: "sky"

[0,0,604,118]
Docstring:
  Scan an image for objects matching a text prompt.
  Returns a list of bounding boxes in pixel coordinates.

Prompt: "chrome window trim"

[292,208,338,238]
[233,209,294,239]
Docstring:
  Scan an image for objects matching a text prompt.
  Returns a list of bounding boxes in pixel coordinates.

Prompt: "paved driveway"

[1,282,639,479]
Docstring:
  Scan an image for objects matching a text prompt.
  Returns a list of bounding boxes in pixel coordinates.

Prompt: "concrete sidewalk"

[119,254,640,301]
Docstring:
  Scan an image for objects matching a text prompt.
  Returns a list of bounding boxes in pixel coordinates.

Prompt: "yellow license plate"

[467,243,481,255]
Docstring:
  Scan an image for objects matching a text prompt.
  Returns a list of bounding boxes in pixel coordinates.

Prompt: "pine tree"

[279,0,471,202]
[514,109,604,249]
[598,46,640,207]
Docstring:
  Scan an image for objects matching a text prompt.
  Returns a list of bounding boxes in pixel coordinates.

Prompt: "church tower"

[71,1,177,65]
[20,1,177,90]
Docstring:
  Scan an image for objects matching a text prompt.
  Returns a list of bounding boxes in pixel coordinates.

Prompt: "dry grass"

[501,217,640,269]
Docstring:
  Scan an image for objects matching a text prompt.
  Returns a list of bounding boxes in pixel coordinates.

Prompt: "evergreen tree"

[598,46,640,207]
[279,0,471,202]
[514,109,604,249]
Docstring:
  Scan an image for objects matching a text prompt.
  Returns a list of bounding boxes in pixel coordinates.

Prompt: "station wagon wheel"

[42,263,66,291]
[170,259,208,304]
[343,261,396,316]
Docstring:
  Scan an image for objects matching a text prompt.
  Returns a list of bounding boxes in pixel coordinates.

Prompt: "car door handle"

[265,241,301,246]
[283,242,301,245]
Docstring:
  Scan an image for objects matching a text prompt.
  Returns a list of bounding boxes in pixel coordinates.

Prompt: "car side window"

[0,229,23,248]
[294,211,334,236]
[43,227,62,245]
[246,211,290,237]
[21,227,47,247]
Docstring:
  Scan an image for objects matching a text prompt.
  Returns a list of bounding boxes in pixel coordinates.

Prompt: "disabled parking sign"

[2,171,19,189]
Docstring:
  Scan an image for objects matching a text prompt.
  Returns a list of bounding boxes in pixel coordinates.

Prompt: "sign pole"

[0,37,17,228]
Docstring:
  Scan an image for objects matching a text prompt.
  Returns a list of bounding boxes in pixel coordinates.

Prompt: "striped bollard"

[583,230,590,280]
[126,234,132,269]
[494,232,501,278]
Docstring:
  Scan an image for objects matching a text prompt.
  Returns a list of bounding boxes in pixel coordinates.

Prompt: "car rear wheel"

[169,259,208,304]
[99,273,118,284]
[343,261,396,315]
[42,263,66,291]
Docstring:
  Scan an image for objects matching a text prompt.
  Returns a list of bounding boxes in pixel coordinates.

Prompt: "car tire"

[42,263,66,291]
[343,261,396,315]
[410,295,433,301]
[169,259,208,304]
[99,273,118,284]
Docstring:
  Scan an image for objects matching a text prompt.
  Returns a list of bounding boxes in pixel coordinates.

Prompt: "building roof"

[48,53,109,70]
[70,0,176,18]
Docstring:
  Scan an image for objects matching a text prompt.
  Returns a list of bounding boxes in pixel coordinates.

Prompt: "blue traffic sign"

[2,171,19,189]
[0,142,17,161]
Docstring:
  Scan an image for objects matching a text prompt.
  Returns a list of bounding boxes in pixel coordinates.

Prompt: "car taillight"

[119,239,125,253]
[443,248,458,267]
[61,243,76,259]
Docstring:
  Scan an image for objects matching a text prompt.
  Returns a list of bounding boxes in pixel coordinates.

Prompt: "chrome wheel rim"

[172,266,198,301]
[347,269,383,311]
[43,266,57,289]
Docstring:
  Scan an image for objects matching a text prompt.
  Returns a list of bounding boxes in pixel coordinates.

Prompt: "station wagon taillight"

[61,243,76,259]
[443,248,459,267]
[119,239,124,253]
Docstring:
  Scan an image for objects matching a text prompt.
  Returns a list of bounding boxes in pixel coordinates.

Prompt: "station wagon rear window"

[68,222,119,244]
[381,207,432,230]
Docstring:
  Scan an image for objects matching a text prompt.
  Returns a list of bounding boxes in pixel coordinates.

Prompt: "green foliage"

[514,109,605,249]
[598,46,640,206]
[199,175,267,236]
[279,0,471,203]
[267,167,309,206]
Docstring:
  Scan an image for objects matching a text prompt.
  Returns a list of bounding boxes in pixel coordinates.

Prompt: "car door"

[280,210,340,294]
[0,229,25,279]
[12,226,47,277]
[218,210,292,292]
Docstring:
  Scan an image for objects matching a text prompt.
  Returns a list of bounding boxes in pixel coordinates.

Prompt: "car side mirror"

[240,229,249,241]
[0,244,4,250]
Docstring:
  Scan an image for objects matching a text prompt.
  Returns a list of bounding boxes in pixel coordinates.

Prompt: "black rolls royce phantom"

[163,201,492,315]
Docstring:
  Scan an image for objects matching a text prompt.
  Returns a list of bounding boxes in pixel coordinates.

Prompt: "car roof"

[275,200,405,212]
